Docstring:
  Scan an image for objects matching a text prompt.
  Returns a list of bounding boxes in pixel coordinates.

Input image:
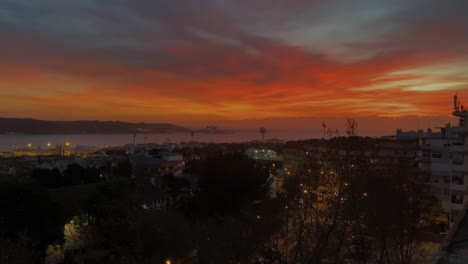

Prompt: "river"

[0,129,323,151]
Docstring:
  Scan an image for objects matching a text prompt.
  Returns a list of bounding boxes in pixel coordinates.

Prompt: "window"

[451,194,464,204]
[432,187,442,194]
[443,176,450,184]
[432,152,443,159]
[453,175,464,185]
[422,151,431,158]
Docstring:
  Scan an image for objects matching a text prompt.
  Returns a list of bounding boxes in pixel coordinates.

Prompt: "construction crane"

[190,130,195,142]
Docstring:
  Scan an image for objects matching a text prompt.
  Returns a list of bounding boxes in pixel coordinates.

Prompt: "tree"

[0,182,65,262]
[32,168,62,188]
[0,234,35,264]
[345,118,358,137]
[194,152,269,213]
[327,128,340,138]
[63,164,100,185]
[73,182,195,263]
[262,137,437,264]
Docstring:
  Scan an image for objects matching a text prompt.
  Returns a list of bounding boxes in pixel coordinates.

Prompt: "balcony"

[452,163,468,172]
[416,156,431,162]
[450,202,465,210]
[452,157,468,171]
[452,183,467,191]
[451,142,468,153]
[442,200,452,210]
[451,126,468,134]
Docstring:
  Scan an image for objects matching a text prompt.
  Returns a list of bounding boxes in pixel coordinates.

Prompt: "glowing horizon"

[1,0,467,130]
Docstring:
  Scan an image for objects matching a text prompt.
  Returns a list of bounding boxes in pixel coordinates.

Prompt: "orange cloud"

[0,1,467,133]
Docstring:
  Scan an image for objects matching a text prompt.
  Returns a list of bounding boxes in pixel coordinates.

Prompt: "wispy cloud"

[0,0,467,126]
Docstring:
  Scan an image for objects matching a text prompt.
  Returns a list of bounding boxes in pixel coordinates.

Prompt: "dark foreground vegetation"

[0,138,440,264]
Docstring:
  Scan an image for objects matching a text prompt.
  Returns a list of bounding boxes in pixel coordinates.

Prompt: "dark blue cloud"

[0,0,467,80]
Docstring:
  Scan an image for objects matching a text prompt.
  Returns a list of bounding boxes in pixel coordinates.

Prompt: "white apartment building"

[406,95,468,228]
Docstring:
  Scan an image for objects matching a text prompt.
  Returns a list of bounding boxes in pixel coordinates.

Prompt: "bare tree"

[327,128,340,138]
[261,137,437,264]
[345,118,358,137]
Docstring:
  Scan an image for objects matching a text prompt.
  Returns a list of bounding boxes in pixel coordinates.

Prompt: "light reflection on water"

[0,130,322,151]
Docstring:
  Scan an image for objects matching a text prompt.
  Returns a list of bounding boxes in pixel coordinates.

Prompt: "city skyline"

[1,0,467,129]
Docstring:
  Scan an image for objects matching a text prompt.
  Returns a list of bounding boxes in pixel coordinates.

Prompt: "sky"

[0,0,467,133]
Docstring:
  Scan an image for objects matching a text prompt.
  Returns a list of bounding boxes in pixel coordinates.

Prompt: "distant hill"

[0,118,189,134]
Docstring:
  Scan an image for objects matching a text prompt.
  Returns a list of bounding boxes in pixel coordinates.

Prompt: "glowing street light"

[27,143,32,148]
[65,142,71,147]
[47,142,52,147]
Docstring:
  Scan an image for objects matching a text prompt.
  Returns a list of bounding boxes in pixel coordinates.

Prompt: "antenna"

[454,93,464,112]
[190,130,195,142]
[454,93,459,111]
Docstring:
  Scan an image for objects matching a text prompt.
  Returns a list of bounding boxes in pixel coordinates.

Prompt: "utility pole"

[259,127,267,143]
[322,122,327,139]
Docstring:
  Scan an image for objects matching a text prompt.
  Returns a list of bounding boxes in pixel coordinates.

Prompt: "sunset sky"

[1,0,467,133]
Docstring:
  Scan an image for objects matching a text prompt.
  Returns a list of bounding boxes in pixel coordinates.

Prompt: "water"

[0,130,322,151]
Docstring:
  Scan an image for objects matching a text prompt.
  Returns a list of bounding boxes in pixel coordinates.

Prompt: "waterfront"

[0,129,323,151]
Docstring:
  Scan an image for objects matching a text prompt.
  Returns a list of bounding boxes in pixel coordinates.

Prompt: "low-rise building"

[129,154,185,185]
